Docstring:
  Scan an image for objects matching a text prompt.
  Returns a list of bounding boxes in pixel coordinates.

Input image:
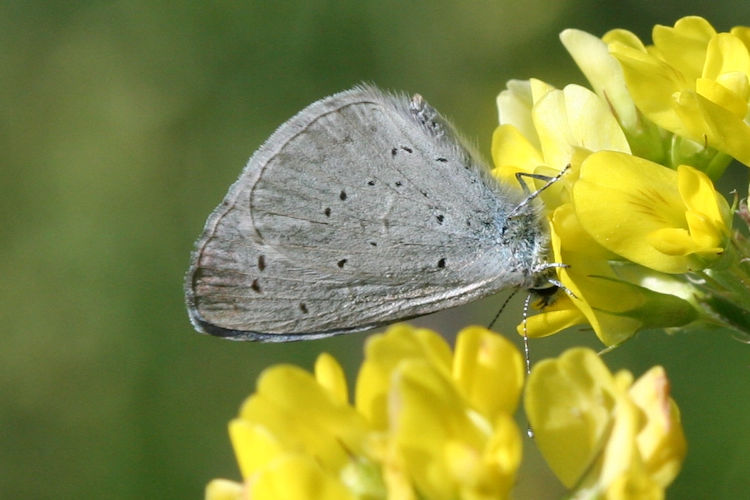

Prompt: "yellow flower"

[525,348,686,499]
[205,326,688,499]
[387,358,521,500]
[360,325,523,499]
[493,79,630,196]
[355,324,454,431]
[573,151,732,273]
[535,201,700,345]
[495,21,750,343]
[606,16,750,168]
[207,325,525,500]
[231,362,370,479]
[559,28,640,134]
[559,28,667,164]
[205,356,372,500]
[493,80,650,344]
[541,203,644,346]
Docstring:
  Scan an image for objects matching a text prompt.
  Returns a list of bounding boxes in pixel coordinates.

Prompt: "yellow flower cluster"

[607,17,750,168]
[206,325,685,499]
[208,325,523,500]
[493,16,744,345]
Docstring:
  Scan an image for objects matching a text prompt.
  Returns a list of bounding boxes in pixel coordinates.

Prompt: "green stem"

[692,236,750,339]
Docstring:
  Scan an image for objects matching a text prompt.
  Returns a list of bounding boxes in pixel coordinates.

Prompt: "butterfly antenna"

[487,288,520,330]
[509,165,570,219]
[522,292,536,440]
[522,293,533,375]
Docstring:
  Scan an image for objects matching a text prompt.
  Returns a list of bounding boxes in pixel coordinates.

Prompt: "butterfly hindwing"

[186,85,538,340]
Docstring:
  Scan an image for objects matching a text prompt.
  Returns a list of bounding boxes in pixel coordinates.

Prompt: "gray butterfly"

[185,84,557,341]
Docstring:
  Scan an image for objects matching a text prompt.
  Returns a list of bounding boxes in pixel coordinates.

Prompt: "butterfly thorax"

[498,201,553,290]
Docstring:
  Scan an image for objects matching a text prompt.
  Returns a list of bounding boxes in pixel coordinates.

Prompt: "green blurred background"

[3,1,749,498]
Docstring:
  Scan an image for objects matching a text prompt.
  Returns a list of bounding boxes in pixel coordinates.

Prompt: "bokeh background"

[3,1,750,498]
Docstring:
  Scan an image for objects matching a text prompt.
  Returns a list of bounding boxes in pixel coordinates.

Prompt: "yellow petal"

[390,360,474,499]
[525,348,620,487]
[521,293,588,338]
[229,420,282,479]
[560,28,639,130]
[651,16,715,82]
[678,164,729,239]
[597,394,641,491]
[315,352,349,405]
[716,71,750,103]
[690,92,750,165]
[608,41,688,133]
[702,33,750,85]
[574,151,695,273]
[529,77,557,104]
[205,479,245,500]
[604,470,662,500]
[695,77,748,119]
[684,212,723,253]
[490,124,544,187]
[603,29,648,52]
[646,227,700,256]
[391,360,483,451]
[452,326,524,419]
[251,455,354,500]
[390,358,519,500]
[240,365,369,471]
[355,324,452,429]
[483,412,523,484]
[669,90,750,170]
[443,440,482,489]
[546,203,643,345]
[527,348,685,497]
[532,85,630,169]
[606,17,750,166]
[496,79,539,149]
[629,367,687,486]
[669,90,711,143]
[730,25,750,50]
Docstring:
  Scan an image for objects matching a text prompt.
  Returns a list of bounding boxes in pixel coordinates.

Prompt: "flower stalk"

[692,235,750,338]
